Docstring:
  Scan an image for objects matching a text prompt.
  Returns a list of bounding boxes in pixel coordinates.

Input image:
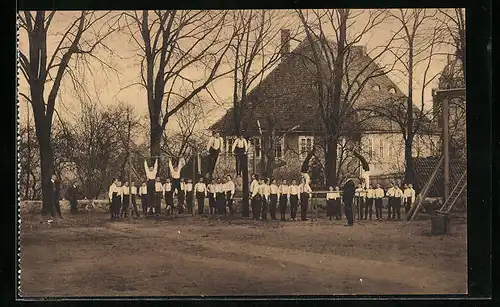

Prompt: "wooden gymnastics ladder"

[437,170,467,213]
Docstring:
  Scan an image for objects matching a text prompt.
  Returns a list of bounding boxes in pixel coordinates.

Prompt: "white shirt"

[299,183,312,195]
[215,183,225,194]
[359,189,368,198]
[232,138,249,152]
[403,188,412,198]
[366,188,374,198]
[122,186,131,195]
[131,186,137,195]
[410,188,416,202]
[225,181,235,195]
[386,187,395,197]
[169,158,184,179]
[327,191,340,199]
[195,182,207,194]
[207,136,223,151]
[155,182,163,192]
[251,182,261,198]
[374,188,385,198]
[207,184,215,194]
[139,186,148,195]
[270,184,279,196]
[301,173,311,186]
[186,183,193,192]
[163,183,173,195]
[144,159,158,180]
[279,185,290,198]
[250,179,259,194]
[355,187,363,197]
[260,184,270,200]
[394,188,403,198]
[108,183,122,201]
[289,185,300,199]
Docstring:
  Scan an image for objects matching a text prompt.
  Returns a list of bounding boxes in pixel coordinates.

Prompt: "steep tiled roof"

[210,37,413,135]
[413,156,466,197]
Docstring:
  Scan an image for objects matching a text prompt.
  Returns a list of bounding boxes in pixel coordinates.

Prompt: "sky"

[17,9,456,136]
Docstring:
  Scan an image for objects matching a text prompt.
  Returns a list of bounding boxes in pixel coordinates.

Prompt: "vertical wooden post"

[128,112,132,222]
[192,151,195,216]
[443,97,450,202]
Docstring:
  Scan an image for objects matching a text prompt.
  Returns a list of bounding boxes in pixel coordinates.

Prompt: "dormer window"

[388,87,396,94]
[372,84,380,91]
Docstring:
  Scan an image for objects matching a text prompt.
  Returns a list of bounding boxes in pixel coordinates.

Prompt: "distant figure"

[269,179,279,220]
[326,186,341,221]
[232,134,249,176]
[354,183,364,220]
[139,182,148,215]
[206,131,223,178]
[50,175,63,219]
[207,180,216,215]
[177,178,186,214]
[121,181,131,218]
[131,181,140,218]
[225,175,236,216]
[386,182,395,220]
[250,173,259,198]
[365,184,375,220]
[250,178,262,220]
[300,147,315,186]
[374,183,385,221]
[260,178,271,220]
[185,178,194,214]
[342,178,356,226]
[108,178,122,221]
[163,178,174,215]
[194,177,207,215]
[65,182,80,214]
[393,184,403,220]
[154,177,163,215]
[289,179,300,221]
[215,178,226,216]
[169,157,185,193]
[299,177,312,221]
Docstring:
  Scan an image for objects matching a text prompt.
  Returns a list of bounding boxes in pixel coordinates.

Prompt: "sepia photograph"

[17,8,470,297]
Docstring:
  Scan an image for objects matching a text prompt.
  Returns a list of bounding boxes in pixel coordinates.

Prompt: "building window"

[249,137,261,158]
[299,136,314,160]
[379,139,384,158]
[388,145,394,158]
[274,137,284,159]
[366,137,373,159]
[372,84,380,91]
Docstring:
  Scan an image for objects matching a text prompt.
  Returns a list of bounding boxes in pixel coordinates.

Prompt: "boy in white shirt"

[121,181,131,218]
[163,178,174,215]
[278,180,290,221]
[365,184,374,220]
[225,175,236,216]
[393,184,403,220]
[108,178,121,221]
[386,183,396,220]
[299,178,312,221]
[374,183,385,221]
[194,177,208,215]
[250,177,262,220]
[260,178,271,220]
[185,178,194,214]
[215,178,226,216]
[154,177,163,215]
[139,182,148,215]
[289,179,300,221]
[207,180,216,215]
[269,179,280,220]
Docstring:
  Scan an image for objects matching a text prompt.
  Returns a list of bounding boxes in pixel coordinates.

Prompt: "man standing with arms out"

[278,179,289,221]
[225,175,235,216]
[342,178,356,226]
[154,177,163,216]
[299,177,312,221]
[144,158,159,215]
[195,177,208,215]
[232,134,249,177]
[206,131,223,178]
[185,178,194,214]
[393,184,403,220]
[289,179,300,221]
[269,179,279,220]
[374,183,385,221]
[365,184,375,220]
[65,182,80,215]
[139,182,148,215]
[250,178,262,220]
[386,182,395,220]
[131,181,140,218]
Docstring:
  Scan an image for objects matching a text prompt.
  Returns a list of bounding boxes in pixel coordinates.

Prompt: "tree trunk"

[325,135,338,187]
[405,41,415,185]
[404,137,416,184]
[38,129,55,217]
[150,117,162,165]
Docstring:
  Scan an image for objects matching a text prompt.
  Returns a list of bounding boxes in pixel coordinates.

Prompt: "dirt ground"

[19,209,467,297]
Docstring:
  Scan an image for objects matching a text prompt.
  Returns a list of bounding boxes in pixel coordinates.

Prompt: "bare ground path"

[19,212,467,297]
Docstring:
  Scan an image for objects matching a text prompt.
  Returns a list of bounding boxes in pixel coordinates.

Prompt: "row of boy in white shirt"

[249,177,313,201]
[353,183,416,202]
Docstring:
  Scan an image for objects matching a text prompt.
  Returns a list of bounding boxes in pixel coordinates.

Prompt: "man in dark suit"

[342,178,356,226]
[50,174,63,219]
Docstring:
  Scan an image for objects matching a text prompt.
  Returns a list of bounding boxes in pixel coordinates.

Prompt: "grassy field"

[19,208,467,297]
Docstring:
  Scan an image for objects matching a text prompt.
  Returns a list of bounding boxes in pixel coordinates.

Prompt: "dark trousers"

[279,196,287,220]
[147,180,155,211]
[300,193,309,220]
[375,198,383,219]
[121,195,130,217]
[269,194,278,220]
[208,193,216,214]
[404,198,411,213]
[364,198,373,219]
[208,148,220,176]
[155,192,162,215]
[177,191,185,214]
[165,191,174,207]
[226,192,234,215]
[388,197,394,219]
[216,192,226,215]
[186,192,194,213]
[53,200,62,218]
[334,199,342,219]
[261,197,268,220]
[131,195,140,217]
[69,198,78,214]
[251,195,262,219]
[359,197,366,219]
[140,194,148,214]
[393,198,402,220]
[111,194,121,220]
[290,195,299,220]
[234,147,245,176]
[356,197,364,220]
[196,192,205,214]
[344,201,354,225]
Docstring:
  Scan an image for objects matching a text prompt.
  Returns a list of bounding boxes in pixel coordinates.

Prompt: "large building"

[210,30,438,186]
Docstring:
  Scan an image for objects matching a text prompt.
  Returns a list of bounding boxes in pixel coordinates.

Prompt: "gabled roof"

[210,36,417,135]
[413,156,466,197]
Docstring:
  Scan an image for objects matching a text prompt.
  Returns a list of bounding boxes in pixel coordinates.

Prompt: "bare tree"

[297,9,402,186]
[373,9,445,184]
[122,10,236,162]
[18,11,120,216]
[438,9,465,78]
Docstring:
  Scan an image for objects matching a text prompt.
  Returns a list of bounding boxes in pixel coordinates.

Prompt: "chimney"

[280,29,291,61]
